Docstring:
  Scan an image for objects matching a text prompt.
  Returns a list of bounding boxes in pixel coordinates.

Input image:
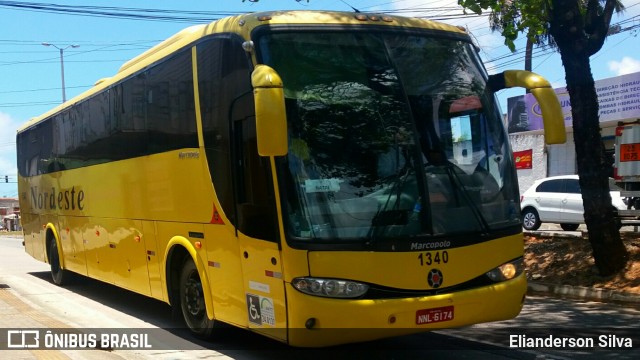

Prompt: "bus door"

[232,101,287,341]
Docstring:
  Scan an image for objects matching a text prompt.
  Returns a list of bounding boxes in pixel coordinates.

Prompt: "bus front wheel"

[49,239,67,286]
[179,258,215,338]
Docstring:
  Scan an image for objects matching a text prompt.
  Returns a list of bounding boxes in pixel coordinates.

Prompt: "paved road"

[1,235,638,359]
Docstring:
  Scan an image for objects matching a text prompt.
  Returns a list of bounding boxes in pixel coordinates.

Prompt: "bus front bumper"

[284,273,527,347]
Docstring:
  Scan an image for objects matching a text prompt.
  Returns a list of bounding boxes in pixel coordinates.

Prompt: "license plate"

[416,305,454,325]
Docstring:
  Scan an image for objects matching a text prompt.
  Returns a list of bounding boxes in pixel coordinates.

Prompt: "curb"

[524,230,584,239]
[525,229,640,240]
[527,282,640,304]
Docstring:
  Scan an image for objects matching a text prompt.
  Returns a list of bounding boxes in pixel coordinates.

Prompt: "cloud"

[0,112,19,176]
[608,57,640,76]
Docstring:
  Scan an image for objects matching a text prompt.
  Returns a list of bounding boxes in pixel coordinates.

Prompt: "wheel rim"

[184,271,204,318]
[523,212,536,229]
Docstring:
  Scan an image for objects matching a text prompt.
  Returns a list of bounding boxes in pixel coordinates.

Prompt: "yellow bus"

[17,10,565,347]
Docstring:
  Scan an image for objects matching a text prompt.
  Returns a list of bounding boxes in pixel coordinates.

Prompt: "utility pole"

[42,43,80,103]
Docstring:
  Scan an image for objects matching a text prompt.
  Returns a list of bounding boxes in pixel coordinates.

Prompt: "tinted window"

[198,35,252,223]
[18,47,198,177]
[564,179,581,194]
[197,35,276,240]
[55,91,113,168]
[146,50,197,152]
[199,37,231,220]
[111,73,148,160]
[17,121,53,176]
[536,179,564,193]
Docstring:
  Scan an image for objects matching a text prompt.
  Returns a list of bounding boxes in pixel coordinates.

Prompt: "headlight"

[486,258,524,282]
[292,277,368,298]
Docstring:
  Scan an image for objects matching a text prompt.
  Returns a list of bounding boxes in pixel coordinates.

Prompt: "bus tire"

[179,258,215,338]
[49,239,67,286]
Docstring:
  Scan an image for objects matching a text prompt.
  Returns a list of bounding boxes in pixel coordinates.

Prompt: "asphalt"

[525,223,640,304]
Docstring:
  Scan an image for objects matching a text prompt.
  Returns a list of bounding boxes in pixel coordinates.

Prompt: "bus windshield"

[257,30,520,243]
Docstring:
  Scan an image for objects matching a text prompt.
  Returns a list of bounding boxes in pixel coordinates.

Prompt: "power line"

[1,59,129,66]
[0,101,60,108]
[0,175,17,184]
[0,1,489,24]
[0,1,246,23]
[0,85,91,94]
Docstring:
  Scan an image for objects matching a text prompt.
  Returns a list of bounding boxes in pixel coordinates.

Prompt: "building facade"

[507,71,640,194]
[0,197,20,231]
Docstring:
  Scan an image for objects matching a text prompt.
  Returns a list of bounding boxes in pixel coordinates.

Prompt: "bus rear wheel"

[49,239,67,286]
[179,258,215,338]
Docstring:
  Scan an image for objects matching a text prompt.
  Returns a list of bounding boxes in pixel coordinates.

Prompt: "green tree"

[459,0,628,275]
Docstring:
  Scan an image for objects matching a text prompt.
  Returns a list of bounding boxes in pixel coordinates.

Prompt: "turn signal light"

[486,258,524,282]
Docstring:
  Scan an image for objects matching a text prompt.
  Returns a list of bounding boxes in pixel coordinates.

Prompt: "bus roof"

[18,10,467,133]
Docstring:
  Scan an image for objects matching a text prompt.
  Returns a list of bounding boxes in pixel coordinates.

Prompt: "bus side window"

[37,121,54,175]
[198,35,278,241]
[227,48,278,241]
[234,108,278,241]
[198,37,236,224]
[145,50,197,153]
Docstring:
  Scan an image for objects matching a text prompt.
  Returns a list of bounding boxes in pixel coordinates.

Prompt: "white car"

[520,175,626,231]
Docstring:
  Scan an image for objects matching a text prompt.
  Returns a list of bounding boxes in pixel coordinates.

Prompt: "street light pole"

[42,43,80,103]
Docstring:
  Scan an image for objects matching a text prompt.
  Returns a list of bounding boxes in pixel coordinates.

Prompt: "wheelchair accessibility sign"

[246,293,275,326]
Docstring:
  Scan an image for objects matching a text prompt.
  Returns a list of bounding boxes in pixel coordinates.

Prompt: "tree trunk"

[558,50,628,275]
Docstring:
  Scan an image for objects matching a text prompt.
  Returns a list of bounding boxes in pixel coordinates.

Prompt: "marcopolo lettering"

[30,186,85,211]
[410,241,451,250]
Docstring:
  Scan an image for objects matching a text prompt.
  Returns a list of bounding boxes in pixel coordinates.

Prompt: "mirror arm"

[492,70,566,145]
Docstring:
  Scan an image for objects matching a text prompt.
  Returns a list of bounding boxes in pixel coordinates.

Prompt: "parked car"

[520,175,626,231]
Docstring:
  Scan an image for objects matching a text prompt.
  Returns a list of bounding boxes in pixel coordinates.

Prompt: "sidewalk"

[524,223,640,305]
[0,263,121,359]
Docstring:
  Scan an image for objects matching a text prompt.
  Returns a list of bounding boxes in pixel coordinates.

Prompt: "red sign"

[514,149,533,169]
[619,143,640,162]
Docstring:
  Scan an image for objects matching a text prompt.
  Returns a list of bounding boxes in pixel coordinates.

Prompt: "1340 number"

[417,251,449,266]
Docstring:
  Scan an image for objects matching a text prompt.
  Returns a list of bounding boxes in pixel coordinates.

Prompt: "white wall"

[510,132,578,194]
[510,133,547,195]
[547,132,576,176]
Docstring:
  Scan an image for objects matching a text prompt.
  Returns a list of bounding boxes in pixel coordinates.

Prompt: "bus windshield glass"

[257,30,520,243]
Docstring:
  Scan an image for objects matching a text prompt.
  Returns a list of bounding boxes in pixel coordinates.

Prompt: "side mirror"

[251,65,288,156]
[489,70,566,145]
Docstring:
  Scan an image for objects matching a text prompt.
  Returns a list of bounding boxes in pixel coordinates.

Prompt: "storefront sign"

[513,149,533,169]
[507,71,640,134]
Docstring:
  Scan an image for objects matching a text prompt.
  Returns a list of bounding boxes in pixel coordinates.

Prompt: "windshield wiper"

[367,164,413,243]
[443,164,490,235]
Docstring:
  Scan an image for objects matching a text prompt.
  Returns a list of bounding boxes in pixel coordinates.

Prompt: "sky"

[1,0,639,198]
